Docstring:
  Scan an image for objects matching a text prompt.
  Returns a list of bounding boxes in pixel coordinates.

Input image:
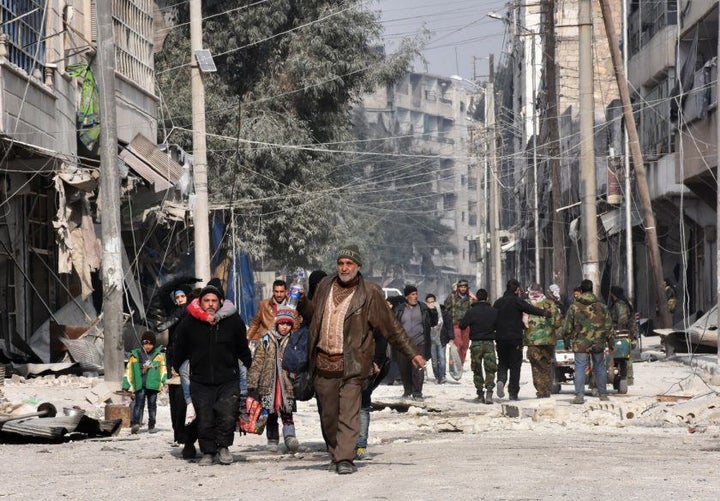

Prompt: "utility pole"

[95,1,124,383]
[598,0,672,329]
[190,0,211,284]
[544,0,566,295]
[622,0,634,302]
[717,5,720,365]
[578,0,600,291]
[488,55,502,299]
[530,31,540,284]
[475,122,486,289]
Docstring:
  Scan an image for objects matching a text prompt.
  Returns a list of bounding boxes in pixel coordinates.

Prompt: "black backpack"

[282,325,309,373]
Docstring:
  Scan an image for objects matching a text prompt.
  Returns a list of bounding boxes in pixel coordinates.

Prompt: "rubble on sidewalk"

[0,374,123,443]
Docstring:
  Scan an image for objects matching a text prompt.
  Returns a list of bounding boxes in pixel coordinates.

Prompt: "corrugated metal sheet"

[119,133,183,193]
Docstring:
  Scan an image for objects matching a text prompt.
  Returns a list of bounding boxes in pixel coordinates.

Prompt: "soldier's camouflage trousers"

[470,341,497,394]
[527,345,554,397]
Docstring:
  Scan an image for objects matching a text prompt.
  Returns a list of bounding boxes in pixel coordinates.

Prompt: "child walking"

[122,331,167,434]
[247,308,299,453]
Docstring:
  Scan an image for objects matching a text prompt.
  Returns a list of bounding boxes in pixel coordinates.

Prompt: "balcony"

[0,1,157,153]
[628,1,677,57]
[394,91,455,121]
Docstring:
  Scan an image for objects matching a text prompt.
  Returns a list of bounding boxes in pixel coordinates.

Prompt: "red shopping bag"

[238,396,269,435]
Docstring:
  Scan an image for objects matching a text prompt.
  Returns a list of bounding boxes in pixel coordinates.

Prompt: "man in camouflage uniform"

[443,279,474,365]
[562,279,614,404]
[459,289,498,404]
[524,283,563,398]
[609,285,637,384]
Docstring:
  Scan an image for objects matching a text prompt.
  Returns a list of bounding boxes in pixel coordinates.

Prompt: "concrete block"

[501,403,520,418]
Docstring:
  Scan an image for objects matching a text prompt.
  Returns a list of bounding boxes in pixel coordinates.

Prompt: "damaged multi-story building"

[0,1,189,366]
[360,71,478,295]
[627,0,718,320]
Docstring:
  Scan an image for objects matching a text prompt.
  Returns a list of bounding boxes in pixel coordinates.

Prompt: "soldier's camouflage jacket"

[610,299,638,338]
[444,293,474,323]
[524,296,563,346]
[562,292,614,352]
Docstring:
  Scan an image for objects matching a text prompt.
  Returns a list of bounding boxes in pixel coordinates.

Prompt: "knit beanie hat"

[275,308,296,326]
[457,279,469,287]
[404,284,418,296]
[141,331,156,345]
[199,277,225,301]
[337,245,362,266]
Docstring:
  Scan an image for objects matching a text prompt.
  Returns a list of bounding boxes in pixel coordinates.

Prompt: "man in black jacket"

[393,285,438,400]
[459,289,498,404]
[173,278,252,466]
[492,279,550,401]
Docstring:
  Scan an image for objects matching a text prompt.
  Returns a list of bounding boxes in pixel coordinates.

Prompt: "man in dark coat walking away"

[459,289,498,404]
[173,278,252,466]
[492,279,550,401]
[299,245,424,475]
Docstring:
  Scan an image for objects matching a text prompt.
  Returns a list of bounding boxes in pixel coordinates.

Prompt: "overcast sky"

[376,0,510,82]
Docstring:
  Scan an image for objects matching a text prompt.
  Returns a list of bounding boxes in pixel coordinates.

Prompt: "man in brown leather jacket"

[246,279,289,341]
[299,244,424,475]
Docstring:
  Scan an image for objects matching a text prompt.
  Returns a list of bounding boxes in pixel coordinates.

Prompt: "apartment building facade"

[0,1,181,362]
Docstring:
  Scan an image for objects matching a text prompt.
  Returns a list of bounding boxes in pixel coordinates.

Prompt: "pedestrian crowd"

[122,244,642,474]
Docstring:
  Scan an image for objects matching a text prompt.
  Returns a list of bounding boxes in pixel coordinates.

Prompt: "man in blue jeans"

[562,279,615,404]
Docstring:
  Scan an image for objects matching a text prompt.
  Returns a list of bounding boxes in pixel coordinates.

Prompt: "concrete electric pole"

[543,0,567,295]
[488,55,502,300]
[190,0,211,284]
[578,0,600,291]
[95,1,124,383]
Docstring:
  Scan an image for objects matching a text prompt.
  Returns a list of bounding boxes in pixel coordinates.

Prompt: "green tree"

[155,0,423,268]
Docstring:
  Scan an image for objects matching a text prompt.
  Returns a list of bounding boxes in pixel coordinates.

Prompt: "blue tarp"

[210,218,256,322]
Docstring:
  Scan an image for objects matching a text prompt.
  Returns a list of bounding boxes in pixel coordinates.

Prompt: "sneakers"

[130,424,140,434]
[355,447,370,460]
[148,426,158,434]
[437,378,446,385]
[328,461,337,473]
[284,435,299,453]
[217,447,233,465]
[485,390,493,404]
[509,394,519,401]
[572,395,585,404]
[181,443,197,459]
[599,394,610,401]
[267,438,279,452]
[198,453,215,466]
[336,460,357,475]
[411,394,424,402]
[496,381,505,398]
